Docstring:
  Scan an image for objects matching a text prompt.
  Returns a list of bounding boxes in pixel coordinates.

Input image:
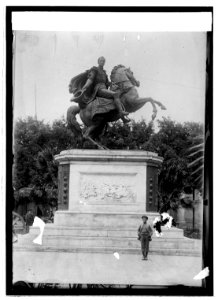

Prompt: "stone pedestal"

[14,150,201,257]
[54,149,163,218]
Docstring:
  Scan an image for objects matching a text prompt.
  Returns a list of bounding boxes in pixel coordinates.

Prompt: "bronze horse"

[67,65,166,149]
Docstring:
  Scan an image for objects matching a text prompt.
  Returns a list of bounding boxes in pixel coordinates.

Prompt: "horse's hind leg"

[83,124,98,139]
[67,105,82,135]
[83,124,109,150]
[86,136,109,150]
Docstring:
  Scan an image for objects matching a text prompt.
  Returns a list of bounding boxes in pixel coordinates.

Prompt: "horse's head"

[110,65,140,89]
[125,67,140,87]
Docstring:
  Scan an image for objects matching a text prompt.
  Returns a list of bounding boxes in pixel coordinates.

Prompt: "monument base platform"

[14,211,201,257]
[14,150,201,256]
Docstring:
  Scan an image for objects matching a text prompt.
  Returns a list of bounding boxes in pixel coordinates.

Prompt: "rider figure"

[81,56,130,124]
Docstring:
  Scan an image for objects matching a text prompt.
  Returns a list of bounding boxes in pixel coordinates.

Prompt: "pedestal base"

[55,150,163,213]
[27,150,197,256]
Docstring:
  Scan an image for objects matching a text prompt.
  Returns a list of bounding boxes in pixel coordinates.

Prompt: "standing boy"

[138,215,153,260]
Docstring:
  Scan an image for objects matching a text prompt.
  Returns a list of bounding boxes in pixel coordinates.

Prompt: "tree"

[13,116,204,214]
[143,118,204,210]
[13,117,77,210]
[101,119,154,149]
[185,121,204,190]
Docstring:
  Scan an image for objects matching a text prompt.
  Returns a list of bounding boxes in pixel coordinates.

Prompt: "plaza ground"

[13,250,202,287]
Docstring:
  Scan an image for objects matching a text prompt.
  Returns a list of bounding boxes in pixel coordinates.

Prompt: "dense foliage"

[13,116,204,211]
[13,117,75,208]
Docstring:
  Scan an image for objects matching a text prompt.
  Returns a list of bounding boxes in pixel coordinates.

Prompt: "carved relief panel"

[79,173,137,205]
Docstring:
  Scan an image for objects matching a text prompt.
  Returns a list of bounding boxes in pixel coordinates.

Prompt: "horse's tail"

[66,105,82,136]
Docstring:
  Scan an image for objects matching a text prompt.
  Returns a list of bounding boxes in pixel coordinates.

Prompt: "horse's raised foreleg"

[128,97,157,119]
[151,99,167,111]
[150,102,158,120]
[132,97,166,120]
[136,97,166,110]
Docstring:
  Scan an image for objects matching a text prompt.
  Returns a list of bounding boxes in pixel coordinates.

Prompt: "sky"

[13,31,206,126]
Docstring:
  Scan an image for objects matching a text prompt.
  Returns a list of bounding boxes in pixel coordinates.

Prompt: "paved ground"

[13,250,202,287]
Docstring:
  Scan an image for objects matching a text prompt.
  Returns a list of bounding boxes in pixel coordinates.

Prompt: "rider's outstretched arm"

[82,70,95,92]
[82,78,93,92]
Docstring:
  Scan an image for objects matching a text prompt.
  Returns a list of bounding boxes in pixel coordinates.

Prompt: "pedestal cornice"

[55,149,163,166]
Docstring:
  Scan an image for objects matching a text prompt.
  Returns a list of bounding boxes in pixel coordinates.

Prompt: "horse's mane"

[110,64,126,81]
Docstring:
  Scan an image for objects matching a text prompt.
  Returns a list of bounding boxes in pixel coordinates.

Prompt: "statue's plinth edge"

[54,149,163,165]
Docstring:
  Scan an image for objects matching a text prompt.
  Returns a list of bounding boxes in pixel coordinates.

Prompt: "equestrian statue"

[67,56,166,149]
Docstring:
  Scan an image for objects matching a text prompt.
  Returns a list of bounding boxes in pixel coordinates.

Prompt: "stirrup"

[120,111,129,116]
[122,117,131,124]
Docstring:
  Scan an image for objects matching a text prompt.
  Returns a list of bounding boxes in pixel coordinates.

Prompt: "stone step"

[27,225,185,239]
[16,232,198,250]
[13,244,201,257]
[14,218,201,257]
[54,211,159,228]
[38,237,195,249]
